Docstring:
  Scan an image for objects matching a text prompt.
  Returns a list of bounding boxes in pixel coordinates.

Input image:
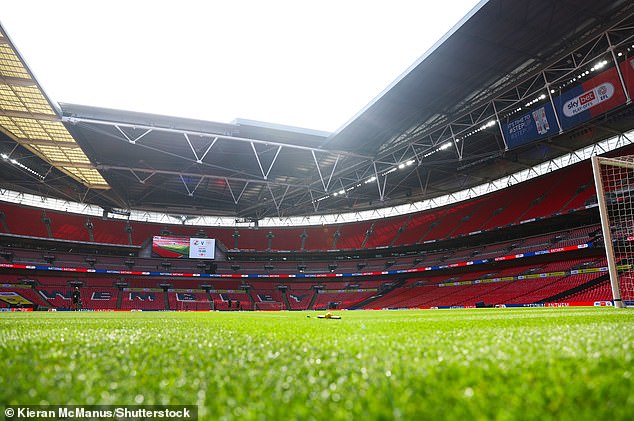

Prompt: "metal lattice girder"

[372,13,634,170]
[63,116,371,160]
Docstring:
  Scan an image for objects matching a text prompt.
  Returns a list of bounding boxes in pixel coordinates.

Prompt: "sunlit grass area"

[1,308,633,420]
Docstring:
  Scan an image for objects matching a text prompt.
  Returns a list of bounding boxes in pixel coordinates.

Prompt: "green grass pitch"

[1,308,633,420]
[157,244,190,254]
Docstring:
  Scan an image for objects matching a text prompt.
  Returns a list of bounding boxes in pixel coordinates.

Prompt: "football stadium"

[1,1,634,420]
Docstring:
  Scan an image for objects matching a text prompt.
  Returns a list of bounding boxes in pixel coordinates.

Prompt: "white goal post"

[591,155,634,308]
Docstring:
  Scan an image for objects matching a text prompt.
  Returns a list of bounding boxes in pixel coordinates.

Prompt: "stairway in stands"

[540,273,610,303]
[349,279,407,309]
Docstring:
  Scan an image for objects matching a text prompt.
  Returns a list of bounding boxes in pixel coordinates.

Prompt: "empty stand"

[312,289,376,310]
[168,291,211,311]
[0,284,50,308]
[120,290,166,310]
[363,215,408,249]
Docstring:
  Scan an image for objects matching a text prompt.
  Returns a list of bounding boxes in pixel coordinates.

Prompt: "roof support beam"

[491,101,508,151]
[326,155,340,192]
[0,75,36,87]
[115,125,152,144]
[130,169,156,184]
[179,174,204,197]
[309,190,320,212]
[372,161,387,202]
[12,137,79,147]
[184,134,218,164]
[267,183,290,215]
[199,137,218,163]
[225,178,248,205]
[606,31,631,104]
[312,150,326,192]
[337,178,348,197]
[78,122,265,180]
[96,163,308,190]
[250,143,281,180]
[449,125,462,161]
[543,71,564,135]
[0,110,58,121]
[312,151,339,192]
[410,144,422,165]
[64,116,371,159]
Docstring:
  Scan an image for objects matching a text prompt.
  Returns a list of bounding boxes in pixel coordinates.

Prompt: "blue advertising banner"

[502,102,557,149]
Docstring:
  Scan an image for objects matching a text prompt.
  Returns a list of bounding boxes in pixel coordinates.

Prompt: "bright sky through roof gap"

[2,0,482,133]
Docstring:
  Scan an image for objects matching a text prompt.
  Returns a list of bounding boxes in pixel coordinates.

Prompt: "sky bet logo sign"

[563,82,614,117]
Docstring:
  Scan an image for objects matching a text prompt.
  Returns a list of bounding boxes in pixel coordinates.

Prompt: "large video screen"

[152,236,216,259]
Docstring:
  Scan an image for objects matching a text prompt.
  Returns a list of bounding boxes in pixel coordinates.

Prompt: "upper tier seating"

[0,150,607,252]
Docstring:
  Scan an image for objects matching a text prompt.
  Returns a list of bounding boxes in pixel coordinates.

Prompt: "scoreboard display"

[152,236,216,259]
[189,238,215,259]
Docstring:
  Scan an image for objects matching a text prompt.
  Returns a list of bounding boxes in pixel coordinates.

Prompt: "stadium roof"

[0,28,108,190]
[1,0,634,220]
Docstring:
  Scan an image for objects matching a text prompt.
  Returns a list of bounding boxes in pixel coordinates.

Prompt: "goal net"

[592,155,634,308]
